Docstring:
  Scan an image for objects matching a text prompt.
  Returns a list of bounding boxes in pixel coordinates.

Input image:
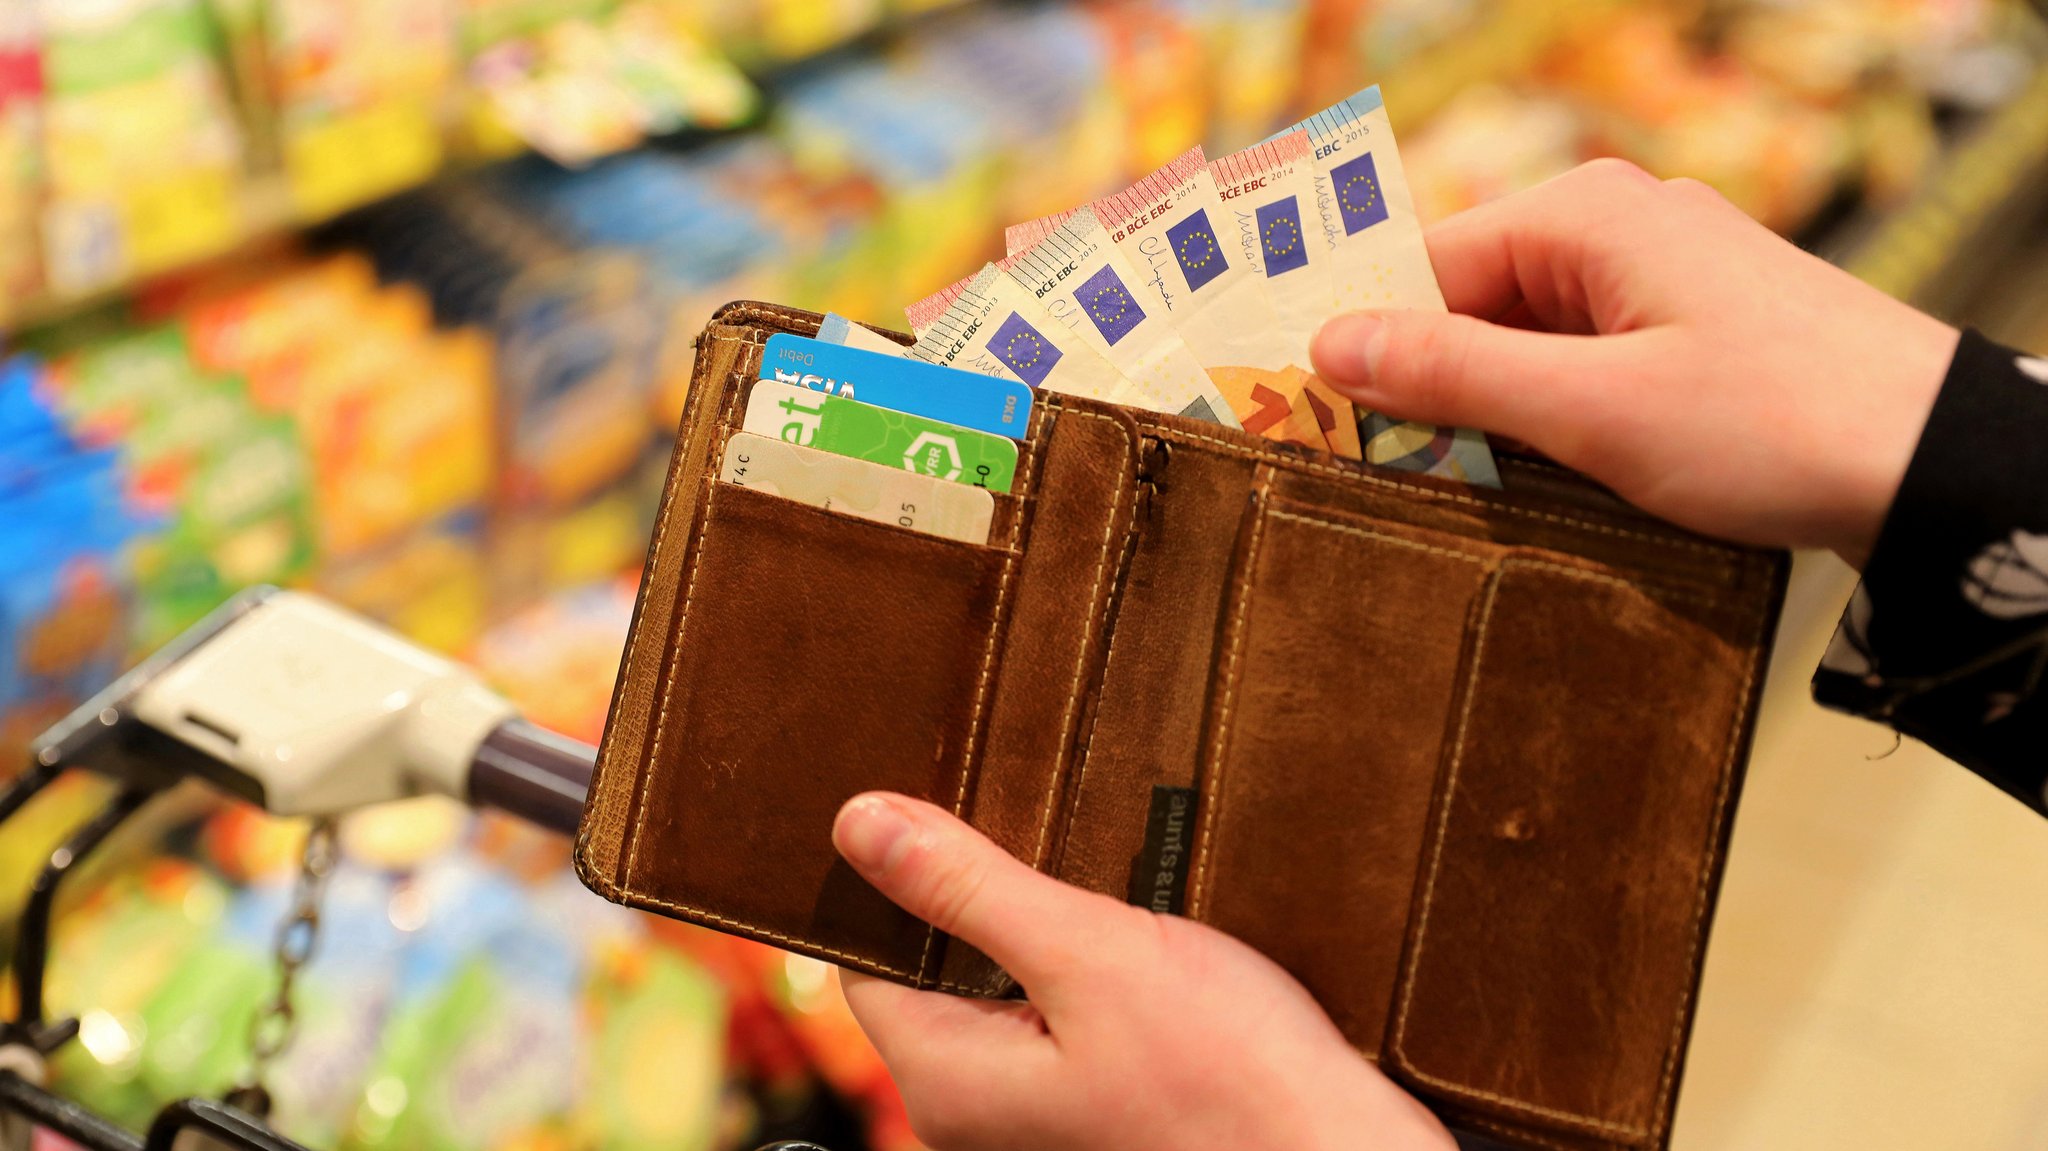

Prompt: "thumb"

[1312,310,1623,450]
[833,792,1139,1003]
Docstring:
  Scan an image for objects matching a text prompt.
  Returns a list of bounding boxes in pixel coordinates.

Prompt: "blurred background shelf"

[8,3,2048,1151]
[0,0,998,335]
[1835,62,2048,311]
[1369,0,1632,124]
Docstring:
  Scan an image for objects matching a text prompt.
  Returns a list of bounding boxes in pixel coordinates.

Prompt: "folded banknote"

[870,86,1501,484]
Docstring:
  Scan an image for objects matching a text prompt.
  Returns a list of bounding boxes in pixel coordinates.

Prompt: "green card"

[741,380,1018,493]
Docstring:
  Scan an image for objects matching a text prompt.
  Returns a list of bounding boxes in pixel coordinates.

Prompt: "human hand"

[830,792,1453,1151]
[1310,158,1960,567]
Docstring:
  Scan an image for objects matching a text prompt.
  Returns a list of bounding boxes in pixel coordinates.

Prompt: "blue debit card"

[761,333,1034,440]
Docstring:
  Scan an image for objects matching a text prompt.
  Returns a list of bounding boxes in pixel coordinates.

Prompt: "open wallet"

[576,302,1790,1151]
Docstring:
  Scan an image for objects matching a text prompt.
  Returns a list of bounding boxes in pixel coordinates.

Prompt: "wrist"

[1305,1067,1456,1151]
[1830,318,1960,569]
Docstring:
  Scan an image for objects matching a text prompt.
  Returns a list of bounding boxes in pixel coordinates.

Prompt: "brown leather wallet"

[577,301,1788,1151]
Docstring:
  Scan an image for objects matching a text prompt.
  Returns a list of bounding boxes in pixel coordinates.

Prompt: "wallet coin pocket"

[1179,484,1773,1150]
[1379,555,1773,1147]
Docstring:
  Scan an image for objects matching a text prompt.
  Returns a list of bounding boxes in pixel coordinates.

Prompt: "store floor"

[1674,553,2048,1150]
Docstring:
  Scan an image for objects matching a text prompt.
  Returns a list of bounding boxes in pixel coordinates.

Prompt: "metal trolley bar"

[12,785,163,1039]
[0,1070,146,1151]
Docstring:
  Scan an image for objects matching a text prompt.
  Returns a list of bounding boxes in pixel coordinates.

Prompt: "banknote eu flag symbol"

[1077,264,1144,346]
[1167,209,1226,293]
[990,311,1063,386]
[1332,153,1389,234]
[1257,196,1309,277]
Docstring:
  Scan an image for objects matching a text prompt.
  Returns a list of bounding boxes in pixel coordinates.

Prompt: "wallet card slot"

[611,479,1019,986]
[719,365,1036,543]
[1384,557,1771,1147]
[1184,486,1501,1057]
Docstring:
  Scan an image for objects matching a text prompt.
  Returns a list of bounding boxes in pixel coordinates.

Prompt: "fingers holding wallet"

[831,792,1147,1004]
[830,792,1457,1151]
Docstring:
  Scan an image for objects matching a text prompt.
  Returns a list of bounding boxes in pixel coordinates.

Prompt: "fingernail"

[1312,313,1388,393]
[834,793,912,874]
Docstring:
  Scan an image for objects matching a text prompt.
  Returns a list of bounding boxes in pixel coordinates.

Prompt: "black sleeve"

[1813,329,2048,816]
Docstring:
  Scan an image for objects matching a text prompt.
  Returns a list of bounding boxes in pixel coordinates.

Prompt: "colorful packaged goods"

[470,577,635,745]
[35,795,816,1151]
[463,0,756,168]
[170,256,493,557]
[0,8,42,301]
[37,0,248,293]
[317,516,490,656]
[256,0,457,219]
[0,358,142,750]
[673,0,886,69]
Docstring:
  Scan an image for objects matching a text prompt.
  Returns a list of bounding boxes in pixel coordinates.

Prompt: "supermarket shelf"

[1375,0,1626,128]
[0,5,975,338]
[1,117,745,335]
[1833,64,2048,312]
[5,177,299,334]
[3,157,606,337]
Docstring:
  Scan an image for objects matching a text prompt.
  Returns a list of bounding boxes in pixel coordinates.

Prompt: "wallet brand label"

[1127,786,1196,915]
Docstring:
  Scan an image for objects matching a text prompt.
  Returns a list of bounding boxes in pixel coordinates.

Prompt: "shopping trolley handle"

[25,586,597,834]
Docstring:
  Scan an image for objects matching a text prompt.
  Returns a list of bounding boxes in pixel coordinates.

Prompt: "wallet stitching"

[919,396,1048,988]
[1191,505,1501,912]
[1265,509,1503,571]
[1058,489,1142,879]
[921,532,1009,984]
[1188,471,1274,913]
[921,428,1041,988]
[1647,590,1768,1140]
[625,469,729,898]
[602,329,763,893]
[1276,499,1728,612]
[575,326,727,893]
[1389,558,1763,1143]
[610,890,923,979]
[608,315,1003,987]
[1030,406,1141,871]
[1152,426,1733,560]
[1460,1116,1585,1151]
[624,888,979,991]
[714,301,826,333]
[1489,559,1720,611]
[1066,612,1131,849]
